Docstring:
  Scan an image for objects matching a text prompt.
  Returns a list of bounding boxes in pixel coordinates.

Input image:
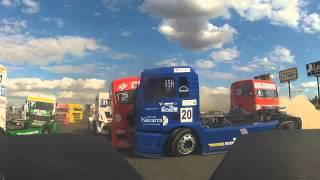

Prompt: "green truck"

[0,64,58,135]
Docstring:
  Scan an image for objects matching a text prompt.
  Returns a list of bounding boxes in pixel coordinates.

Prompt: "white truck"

[0,64,7,133]
[92,92,112,135]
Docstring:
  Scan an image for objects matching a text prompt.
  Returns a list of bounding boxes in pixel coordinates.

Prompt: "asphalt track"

[58,121,224,180]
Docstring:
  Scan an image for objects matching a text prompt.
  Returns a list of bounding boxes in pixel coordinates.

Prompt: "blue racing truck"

[134,66,301,157]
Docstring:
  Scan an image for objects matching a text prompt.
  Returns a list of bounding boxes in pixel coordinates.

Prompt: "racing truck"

[3,96,58,135]
[108,77,140,148]
[55,103,83,124]
[0,64,7,134]
[92,92,112,135]
[133,66,301,157]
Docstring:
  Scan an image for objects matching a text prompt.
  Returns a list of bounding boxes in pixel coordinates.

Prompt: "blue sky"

[1,0,320,104]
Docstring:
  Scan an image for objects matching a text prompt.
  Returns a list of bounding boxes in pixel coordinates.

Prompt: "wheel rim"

[95,121,109,134]
[177,133,196,155]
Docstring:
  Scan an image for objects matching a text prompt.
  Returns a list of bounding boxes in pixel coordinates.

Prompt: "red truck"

[109,76,140,148]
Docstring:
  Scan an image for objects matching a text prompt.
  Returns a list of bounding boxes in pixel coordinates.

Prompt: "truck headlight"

[115,114,121,122]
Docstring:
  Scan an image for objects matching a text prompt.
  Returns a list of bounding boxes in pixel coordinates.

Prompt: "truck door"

[138,76,177,131]
[233,82,255,113]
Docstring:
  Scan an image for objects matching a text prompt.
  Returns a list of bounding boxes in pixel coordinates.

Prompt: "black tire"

[92,120,97,135]
[0,128,5,136]
[278,119,296,130]
[87,119,92,131]
[170,129,197,156]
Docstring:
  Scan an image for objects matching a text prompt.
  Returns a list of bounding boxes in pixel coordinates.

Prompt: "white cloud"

[158,19,236,51]
[93,12,101,16]
[9,91,55,98]
[102,0,132,12]
[1,0,18,7]
[232,64,258,72]
[302,13,320,33]
[156,58,188,67]
[199,71,237,80]
[120,30,132,37]
[43,17,64,28]
[40,64,97,74]
[21,0,39,14]
[0,18,27,34]
[269,45,295,64]
[1,0,40,14]
[106,49,136,60]
[0,35,101,65]
[141,0,308,51]
[141,0,236,51]
[210,47,239,62]
[7,77,106,104]
[227,0,305,27]
[58,91,97,100]
[235,45,295,73]
[301,81,318,88]
[7,77,106,91]
[195,59,215,69]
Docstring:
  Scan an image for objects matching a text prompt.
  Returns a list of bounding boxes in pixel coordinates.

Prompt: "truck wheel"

[171,129,197,156]
[278,119,296,130]
[87,119,92,131]
[0,129,5,136]
[92,120,97,135]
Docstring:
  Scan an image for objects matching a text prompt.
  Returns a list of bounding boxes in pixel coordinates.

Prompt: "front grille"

[73,113,81,120]
[55,114,66,121]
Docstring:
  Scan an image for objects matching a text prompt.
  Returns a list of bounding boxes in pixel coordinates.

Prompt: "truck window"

[105,112,112,118]
[235,83,252,97]
[116,90,136,104]
[242,84,252,96]
[256,89,278,98]
[179,77,189,98]
[144,77,175,103]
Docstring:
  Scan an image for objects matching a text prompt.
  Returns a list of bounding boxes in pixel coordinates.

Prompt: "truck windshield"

[56,108,68,112]
[144,77,175,103]
[255,89,278,98]
[28,101,54,111]
[116,90,136,104]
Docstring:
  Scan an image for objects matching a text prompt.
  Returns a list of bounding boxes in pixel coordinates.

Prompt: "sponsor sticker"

[162,116,168,126]
[174,68,191,73]
[118,83,128,91]
[180,107,193,122]
[179,86,189,93]
[140,115,169,126]
[208,138,237,148]
[140,116,163,126]
[161,102,178,112]
[182,99,197,106]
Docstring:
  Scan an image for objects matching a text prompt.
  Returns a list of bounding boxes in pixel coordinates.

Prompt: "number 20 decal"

[180,107,193,123]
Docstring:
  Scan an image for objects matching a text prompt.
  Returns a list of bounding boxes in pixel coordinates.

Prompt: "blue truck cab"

[134,66,299,157]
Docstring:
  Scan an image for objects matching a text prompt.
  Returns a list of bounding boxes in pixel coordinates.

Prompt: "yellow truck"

[55,103,83,123]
